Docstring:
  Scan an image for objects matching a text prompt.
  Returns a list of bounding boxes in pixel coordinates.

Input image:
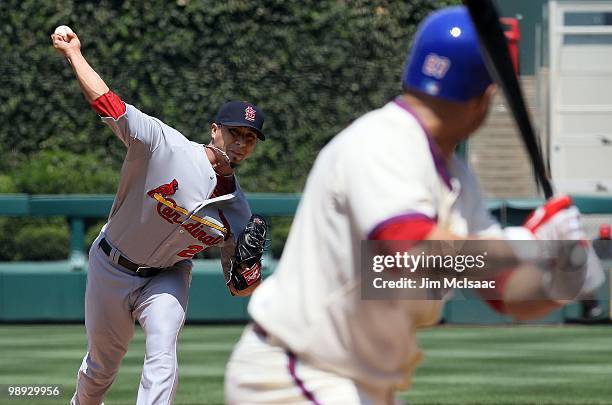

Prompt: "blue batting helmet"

[401,6,492,102]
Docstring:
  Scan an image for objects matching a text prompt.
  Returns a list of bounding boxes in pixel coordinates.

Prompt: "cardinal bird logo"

[147,179,179,198]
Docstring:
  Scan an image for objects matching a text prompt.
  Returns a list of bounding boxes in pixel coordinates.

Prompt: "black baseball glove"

[227,214,268,293]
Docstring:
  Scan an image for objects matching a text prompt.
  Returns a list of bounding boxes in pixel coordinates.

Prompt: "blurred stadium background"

[1,0,611,404]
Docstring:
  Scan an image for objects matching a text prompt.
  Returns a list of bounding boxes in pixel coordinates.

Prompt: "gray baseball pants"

[70,234,192,405]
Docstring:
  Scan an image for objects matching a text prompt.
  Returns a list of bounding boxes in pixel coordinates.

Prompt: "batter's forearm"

[423,226,562,319]
[501,266,562,320]
[65,51,110,103]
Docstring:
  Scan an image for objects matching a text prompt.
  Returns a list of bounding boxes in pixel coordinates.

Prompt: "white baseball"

[54,25,73,40]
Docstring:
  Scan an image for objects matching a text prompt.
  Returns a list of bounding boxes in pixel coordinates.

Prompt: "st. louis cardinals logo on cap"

[244,105,256,122]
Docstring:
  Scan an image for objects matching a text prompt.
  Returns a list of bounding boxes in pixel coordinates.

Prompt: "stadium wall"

[1,258,609,324]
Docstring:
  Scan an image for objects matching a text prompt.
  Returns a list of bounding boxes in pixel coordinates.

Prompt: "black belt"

[99,238,162,278]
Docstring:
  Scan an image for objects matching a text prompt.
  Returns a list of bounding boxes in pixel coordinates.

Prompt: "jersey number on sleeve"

[177,245,204,258]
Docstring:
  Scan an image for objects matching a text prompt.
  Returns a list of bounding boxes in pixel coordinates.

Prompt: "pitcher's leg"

[134,264,190,405]
[71,243,136,405]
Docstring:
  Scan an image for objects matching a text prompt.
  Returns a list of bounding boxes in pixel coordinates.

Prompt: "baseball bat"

[463,0,554,198]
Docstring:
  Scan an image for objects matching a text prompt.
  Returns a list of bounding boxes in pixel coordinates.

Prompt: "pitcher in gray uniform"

[51,28,265,405]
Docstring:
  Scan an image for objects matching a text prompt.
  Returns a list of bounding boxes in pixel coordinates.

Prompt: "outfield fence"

[0,194,610,323]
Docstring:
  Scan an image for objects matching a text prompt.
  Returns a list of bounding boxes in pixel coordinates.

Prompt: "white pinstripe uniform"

[225,99,502,405]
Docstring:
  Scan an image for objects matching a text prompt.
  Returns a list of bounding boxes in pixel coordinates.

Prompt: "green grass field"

[0,324,611,405]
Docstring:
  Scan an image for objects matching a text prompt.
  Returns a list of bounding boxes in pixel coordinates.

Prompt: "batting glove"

[505,195,604,301]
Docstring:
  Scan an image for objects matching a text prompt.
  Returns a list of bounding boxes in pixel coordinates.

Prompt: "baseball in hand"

[54,25,73,40]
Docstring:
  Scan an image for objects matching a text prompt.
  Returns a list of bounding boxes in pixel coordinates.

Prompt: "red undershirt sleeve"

[90,91,126,119]
[368,213,435,241]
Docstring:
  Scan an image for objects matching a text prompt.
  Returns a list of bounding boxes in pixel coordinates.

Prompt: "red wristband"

[91,91,126,119]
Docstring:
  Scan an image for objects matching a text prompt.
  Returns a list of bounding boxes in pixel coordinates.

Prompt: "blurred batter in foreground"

[224,6,603,405]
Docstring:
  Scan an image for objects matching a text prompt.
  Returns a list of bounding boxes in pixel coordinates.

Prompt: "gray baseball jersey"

[101,103,251,267]
[71,101,252,405]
